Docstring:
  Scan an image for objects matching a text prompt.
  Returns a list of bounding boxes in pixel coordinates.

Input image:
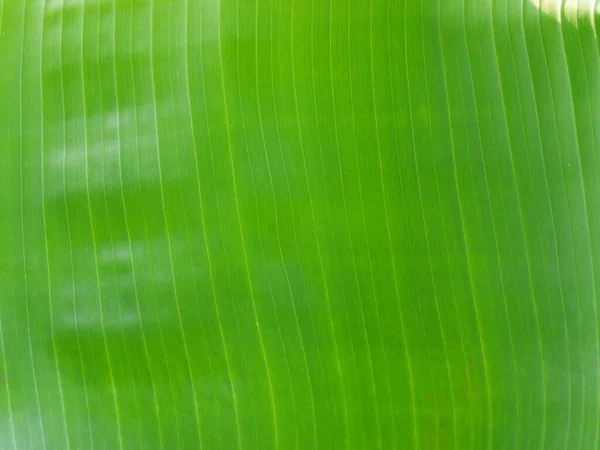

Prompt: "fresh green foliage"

[1,0,599,448]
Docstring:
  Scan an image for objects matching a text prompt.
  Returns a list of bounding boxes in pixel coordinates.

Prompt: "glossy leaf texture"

[1,0,600,448]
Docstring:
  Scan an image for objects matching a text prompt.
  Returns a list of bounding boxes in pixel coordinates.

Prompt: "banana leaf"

[1,0,599,448]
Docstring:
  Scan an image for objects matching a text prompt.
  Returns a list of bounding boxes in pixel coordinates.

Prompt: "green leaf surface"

[1,0,599,448]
